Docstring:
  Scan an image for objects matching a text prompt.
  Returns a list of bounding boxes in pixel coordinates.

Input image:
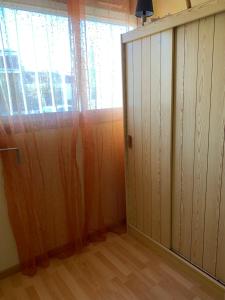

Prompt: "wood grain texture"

[122,0,225,43]
[133,39,144,231]
[172,12,225,280]
[125,30,173,249]
[160,30,173,248]
[191,0,209,6]
[150,32,162,243]
[122,41,129,231]
[217,146,225,284]
[191,16,214,268]
[172,25,185,254]
[124,6,225,283]
[180,20,199,260]
[141,36,152,237]
[129,225,225,297]
[125,42,137,227]
[172,21,199,260]
[1,232,224,300]
[203,12,225,277]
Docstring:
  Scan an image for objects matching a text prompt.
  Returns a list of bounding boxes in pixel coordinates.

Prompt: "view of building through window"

[0,8,73,115]
[0,7,127,115]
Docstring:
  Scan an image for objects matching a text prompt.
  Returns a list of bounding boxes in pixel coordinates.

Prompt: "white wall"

[0,161,19,273]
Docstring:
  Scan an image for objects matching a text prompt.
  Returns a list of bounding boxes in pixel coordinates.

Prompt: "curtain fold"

[0,114,83,275]
[68,0,134,235]
[0,0,134,275]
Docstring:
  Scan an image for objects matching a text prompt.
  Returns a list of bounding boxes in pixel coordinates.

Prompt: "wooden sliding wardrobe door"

[172,20,200,261]
[124,29,173,249]
[172,12,225,282]
[207,12,225,283]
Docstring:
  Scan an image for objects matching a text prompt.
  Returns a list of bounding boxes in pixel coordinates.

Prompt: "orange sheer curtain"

[0,114,83,275]
[68,0,135,236]
[0,0,135,275]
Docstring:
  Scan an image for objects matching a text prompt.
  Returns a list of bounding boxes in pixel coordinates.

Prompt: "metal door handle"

[0,148,20,164]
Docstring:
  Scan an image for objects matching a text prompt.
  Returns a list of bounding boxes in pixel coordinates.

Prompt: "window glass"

[0,7,127,115]
[86,20,127,109]
[0,7,72,115]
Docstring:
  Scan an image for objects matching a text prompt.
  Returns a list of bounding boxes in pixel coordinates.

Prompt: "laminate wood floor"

[0,232,224,300]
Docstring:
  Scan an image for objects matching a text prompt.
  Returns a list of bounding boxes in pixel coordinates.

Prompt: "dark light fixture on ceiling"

[135,0,154,26]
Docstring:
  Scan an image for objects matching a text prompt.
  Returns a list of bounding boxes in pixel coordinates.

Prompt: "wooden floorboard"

[0,232,224,299]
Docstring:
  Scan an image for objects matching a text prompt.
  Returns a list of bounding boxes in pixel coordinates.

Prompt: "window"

[0,7,73,116]
[0,7,127,116]
[86,20,127,109]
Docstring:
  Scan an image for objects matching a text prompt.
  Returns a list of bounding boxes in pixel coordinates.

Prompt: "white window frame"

[0,0,68,17]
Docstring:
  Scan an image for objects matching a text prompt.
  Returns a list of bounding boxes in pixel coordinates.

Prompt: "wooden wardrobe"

[122,0,225,285]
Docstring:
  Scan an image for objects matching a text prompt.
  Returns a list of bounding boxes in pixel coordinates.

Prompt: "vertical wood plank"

[180,21,199,260]
[125,42,137,227]
[172,25,185,253]
[204,12,225,276]
[133,39,144,231]
[150,33,161,242]
[217,144,225,283]
[122,41,129,229]
[191,16,214,268]
[141,36,152,237]
[124,32,174,252]
[160,29,173,248]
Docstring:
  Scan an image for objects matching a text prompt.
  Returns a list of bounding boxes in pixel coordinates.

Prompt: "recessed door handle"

[127,135,132,148]
[0,147,20,164]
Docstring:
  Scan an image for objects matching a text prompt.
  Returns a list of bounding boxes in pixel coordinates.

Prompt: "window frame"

[0,0,68,17]
[0,2,132,117]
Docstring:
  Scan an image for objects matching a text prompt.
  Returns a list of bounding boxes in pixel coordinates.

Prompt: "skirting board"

[127,224,225,296]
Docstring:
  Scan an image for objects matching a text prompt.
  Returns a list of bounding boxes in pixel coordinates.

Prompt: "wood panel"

[180,20,199,260]
[125,30,173,248]
[191,16,214,268]
[173,13,225,280]
[172,25,185,253]
[191,0,209,6]
[217,148,225,283]
[125,42,137,227]
[203,12,225,277]
[172,21,199,260]
[124,4,225,284]
[150,33,162,243]
[160,30,173,248]
[141,36,152,237]
[133,39,144,231]
[122,0,225,43]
